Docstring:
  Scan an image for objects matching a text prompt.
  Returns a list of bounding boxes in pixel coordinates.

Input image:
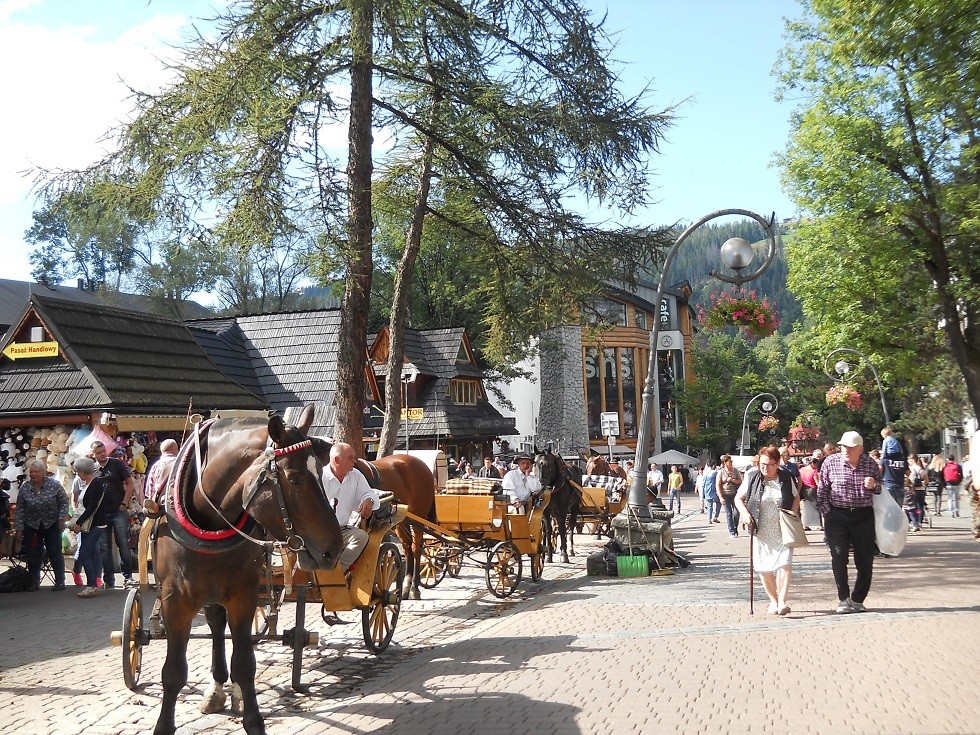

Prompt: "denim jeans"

[946,484,960,515]
[78,527,106,587]
[668,489,681,514]
[101,510,133,586]
[706,496,721,521]
[723,494,740,535]
[23,523,65,587]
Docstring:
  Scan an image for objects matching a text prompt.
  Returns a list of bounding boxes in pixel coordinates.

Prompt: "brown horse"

[152,406,343,735]
[311,441,436,600]
[535,447,581,563]
[586,454,627,480]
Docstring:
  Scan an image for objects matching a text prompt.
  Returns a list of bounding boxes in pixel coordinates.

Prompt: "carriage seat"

[443,478,503,495]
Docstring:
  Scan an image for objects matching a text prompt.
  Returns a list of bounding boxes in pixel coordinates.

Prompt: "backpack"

[0,564,33,593]
[943,462,962,484]
[911,469,923,488]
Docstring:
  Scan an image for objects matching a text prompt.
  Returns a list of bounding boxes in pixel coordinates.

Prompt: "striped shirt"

[817,451,882,515]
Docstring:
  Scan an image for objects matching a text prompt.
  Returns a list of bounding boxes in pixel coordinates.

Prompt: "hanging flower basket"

[758,415,780,432]
[697,289,780,339]
[826,384,863,410]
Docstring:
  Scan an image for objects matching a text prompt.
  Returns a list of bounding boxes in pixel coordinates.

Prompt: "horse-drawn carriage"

[575,475,626,537]
[115,493,407,692]
[409,477,552,598]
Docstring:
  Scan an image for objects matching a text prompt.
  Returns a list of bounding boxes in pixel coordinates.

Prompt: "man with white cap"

[817,431,883,613]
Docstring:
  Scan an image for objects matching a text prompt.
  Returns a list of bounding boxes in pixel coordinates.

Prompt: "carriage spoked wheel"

[362,541,404,654]
[530,519,547,582]
[444,543,463,578]
[418,540,447,589]
[486,541,522,598]
[122,588,147,691]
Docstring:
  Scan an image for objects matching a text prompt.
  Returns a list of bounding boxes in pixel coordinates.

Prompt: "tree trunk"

[334,0,374,452]
[377,131,437,458]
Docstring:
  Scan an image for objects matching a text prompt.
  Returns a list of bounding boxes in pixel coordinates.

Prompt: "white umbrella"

[647,449,701,466]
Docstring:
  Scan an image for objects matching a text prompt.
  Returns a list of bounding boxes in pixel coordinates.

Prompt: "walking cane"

[748,516,755,615]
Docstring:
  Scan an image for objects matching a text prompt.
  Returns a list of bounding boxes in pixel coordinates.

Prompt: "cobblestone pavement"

[2,488,978,735]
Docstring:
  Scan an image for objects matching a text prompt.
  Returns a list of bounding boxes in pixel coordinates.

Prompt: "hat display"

[838,430,864,447]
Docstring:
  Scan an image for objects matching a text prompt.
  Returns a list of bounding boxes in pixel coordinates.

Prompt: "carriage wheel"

[122,588,145,691]
[362,542,404,654]
[445,543,463,578]
[486,541,522,598]
[418,540,446,589]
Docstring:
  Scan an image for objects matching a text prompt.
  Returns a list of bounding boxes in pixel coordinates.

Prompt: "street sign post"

[600,412,620,461]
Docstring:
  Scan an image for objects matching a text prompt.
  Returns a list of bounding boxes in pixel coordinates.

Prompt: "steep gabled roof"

[0,294,266,416]
[189,309,362,435]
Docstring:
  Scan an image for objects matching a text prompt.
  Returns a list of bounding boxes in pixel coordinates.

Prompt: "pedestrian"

[12,459,69,591]
[735,446,800,615]
[146,439,179,507]
[666,464,684,514]
[969,430,980,541]
[907,454,928,526]
[927,453,947,514]
[646,462,664,501]
[477,456,501,479]
[942,455,963,517]
[798,450,823,530]
[68,457,108,597]
[716,454,742,538]
[90,440,135,589]
[879,426,908,507]
[817,431,883,614]
[702,462,720,523]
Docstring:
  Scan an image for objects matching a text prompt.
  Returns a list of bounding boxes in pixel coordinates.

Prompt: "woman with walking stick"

[735,447,800,615]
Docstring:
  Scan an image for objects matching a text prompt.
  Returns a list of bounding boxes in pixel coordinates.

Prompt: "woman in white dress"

[735,446,800,615]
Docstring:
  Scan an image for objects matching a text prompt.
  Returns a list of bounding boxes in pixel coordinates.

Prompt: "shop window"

[584,347,601,437]
[582,298,626,326]
[450,379,478,406]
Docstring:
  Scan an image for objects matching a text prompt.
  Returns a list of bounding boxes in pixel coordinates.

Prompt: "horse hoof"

[408,588,421,601]
[200,681,227,714]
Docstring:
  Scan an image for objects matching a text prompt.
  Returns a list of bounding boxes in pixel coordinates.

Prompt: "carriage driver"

[321,442,381,571]
[501,453,542,514]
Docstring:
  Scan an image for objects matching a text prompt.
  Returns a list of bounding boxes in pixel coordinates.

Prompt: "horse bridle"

[186,414,319,553]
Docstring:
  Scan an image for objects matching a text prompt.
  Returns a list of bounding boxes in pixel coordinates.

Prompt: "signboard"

[399,408,424,421]
[656,330,683,351]
[2,341,60,360]
[600,411,620,437]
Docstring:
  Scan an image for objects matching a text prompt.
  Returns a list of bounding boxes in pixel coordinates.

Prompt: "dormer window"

[450,379,478,406]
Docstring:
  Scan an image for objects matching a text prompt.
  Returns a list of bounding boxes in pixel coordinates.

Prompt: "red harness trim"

[172,473,251,541]
[274,439,311,457]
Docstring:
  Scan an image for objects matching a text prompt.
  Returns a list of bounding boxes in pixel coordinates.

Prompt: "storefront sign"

[400,408,425,420]
[2,341,60,360]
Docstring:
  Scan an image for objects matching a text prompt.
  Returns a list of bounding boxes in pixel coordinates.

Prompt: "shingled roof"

[189,309,348,435]
[0,294,267,418]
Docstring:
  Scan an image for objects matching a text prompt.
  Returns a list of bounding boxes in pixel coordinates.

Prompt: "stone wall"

[536,325,589,454]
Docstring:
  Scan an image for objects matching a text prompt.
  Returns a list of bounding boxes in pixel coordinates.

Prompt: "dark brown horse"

[152,406,343,735]
[311,441,436,600]
[535,447,581,563]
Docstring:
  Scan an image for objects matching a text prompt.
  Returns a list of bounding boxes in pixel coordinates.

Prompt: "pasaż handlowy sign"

[2,341,60,360]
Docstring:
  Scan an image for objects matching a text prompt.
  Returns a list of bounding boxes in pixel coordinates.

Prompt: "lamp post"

[628,209,779,512]
[823,347,889,424]
[739,393,779,456]
[402,368,419,451]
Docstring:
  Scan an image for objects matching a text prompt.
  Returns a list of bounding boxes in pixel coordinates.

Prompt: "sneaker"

[77,587,100,598]
[835,598,853,614]
[850,600,868,613]
[51,583,66,591]
[72,571,84,587]
[95,577,103,588]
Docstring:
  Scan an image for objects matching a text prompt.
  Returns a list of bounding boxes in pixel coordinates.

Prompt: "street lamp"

[739,392,779,456]
[823,347,889,424]
[628,209,779,512]
[402,367,419,451]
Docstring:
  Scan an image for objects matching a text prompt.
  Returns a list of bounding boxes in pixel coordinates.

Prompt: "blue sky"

[0,0,803,285]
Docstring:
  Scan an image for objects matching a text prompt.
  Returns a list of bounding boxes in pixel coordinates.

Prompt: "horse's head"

[534,447,559,488]
[254,406,343,570]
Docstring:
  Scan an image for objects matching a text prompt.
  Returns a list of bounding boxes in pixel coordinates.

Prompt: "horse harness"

[160,419,318,555]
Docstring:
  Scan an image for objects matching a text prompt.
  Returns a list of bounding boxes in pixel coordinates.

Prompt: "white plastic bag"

[872,491,908,556]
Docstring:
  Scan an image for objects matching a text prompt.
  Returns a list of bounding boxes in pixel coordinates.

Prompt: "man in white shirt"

[321,442,381,571]
[501,453,542,513]
[647,463,665,497]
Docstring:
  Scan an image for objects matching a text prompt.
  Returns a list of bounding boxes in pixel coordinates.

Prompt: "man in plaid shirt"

[817,431,882,614]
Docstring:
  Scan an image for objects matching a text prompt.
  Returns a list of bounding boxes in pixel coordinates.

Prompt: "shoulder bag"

[77,488,105,533]
[778,509,809,548]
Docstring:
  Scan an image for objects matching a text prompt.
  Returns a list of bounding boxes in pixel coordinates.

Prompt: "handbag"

[778,508,809,548]
[76,486,105,533]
